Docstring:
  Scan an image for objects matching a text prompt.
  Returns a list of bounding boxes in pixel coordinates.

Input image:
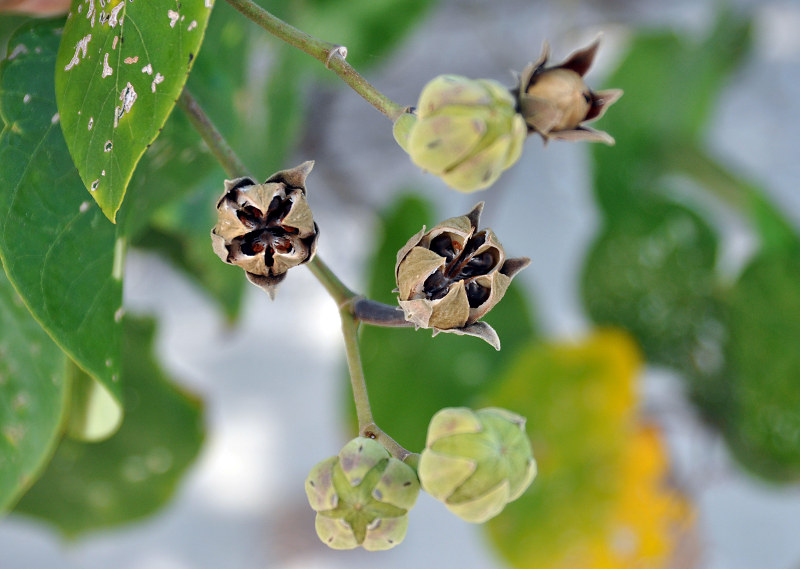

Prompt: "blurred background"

[2,0,800,567]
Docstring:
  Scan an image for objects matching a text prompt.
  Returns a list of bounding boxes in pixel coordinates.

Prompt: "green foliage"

[722,249,800,481]
[55,0,212,221]
[0,268,68,511]
[0,19,122,403]
[357,194,537,451]
[582,198,722,374]
[13,317,205,536]
[582,12,800,482]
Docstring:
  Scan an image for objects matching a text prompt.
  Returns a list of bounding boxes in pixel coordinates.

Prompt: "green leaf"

[356,194,538,451]
[592,11,751,214]
[0,20,122,402]
[139,182,246,321]
[187,1,305,176]
[297,0,436,70]
[0,266,68,512]
[55,0,212,221]
[13,316,205,536]
[721,248,800,481]
[581,197,722,376]
[116,99,220,240]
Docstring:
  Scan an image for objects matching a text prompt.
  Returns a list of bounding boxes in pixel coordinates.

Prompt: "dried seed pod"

[305,437,420,551]
[512,37,623,144]
[418,407,536,523]
[394,202,529,349]
[211,161,318,298]
[393,75,527,193]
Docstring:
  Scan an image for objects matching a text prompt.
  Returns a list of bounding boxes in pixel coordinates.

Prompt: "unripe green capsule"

[395,75,526,193]
[419,407,536,523]
[305,437,420,551]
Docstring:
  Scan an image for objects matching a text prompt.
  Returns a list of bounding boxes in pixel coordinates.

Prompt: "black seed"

[466,281,490,308]
[423,270,450,300]
[429,234,456,262]
[460,251,495,278]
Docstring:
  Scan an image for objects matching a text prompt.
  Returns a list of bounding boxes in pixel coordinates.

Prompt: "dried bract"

[211,161,318,298]
[513,38,623,144]
[394,202,529,349]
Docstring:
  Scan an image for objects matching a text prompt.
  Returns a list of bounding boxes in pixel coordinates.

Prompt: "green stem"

[180,87,413,457]
[177,90,252,179]
[340,308,413,460]
[340,306,374,430]
[224,0,405,121]
[306,256,356,308]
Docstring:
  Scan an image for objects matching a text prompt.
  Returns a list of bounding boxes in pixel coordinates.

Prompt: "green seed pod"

[512,38,623,144]
[395,75,527,193]
[211,161,319,299]
[394,202,529,350]
[419,407,536,523]
[305,437,420,551]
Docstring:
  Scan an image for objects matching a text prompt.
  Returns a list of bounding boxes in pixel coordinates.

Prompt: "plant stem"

[177,90,252,179]
[340,307,414,460]
[224,0,406,121]
[353,298,412,327]
[339,306,374,430]
[306,256,356,308]
[181,87,413,457]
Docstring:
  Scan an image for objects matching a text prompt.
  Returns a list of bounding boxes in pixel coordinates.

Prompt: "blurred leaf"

[581,198,723,377]
[55,0,212,221]
[356,194,537,451]
[0,19,122,403]
[0,14,31,63]
[592,11,751,214]
[0,266,68,512]
[297,0,435,70]
[485,332,692,569]
[140,198,246,321]
[13,317,205,536]
[187,1,304,176]
[66,363,123,443]
[721,248,800,481]
[116,99,221,240]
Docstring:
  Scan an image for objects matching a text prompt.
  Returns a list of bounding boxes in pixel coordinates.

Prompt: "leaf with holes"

[55,0,212,221]
[0,20,122,404]
[0,267,69,512]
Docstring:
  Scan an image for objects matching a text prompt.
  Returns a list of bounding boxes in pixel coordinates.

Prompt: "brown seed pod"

[211,161,318,298]
[512,37,623,145]
[394,202,530,350]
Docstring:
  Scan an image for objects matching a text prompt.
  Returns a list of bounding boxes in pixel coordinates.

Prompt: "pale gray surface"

[2,1,800,568]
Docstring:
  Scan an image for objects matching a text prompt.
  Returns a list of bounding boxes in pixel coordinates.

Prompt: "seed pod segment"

[394,202,530,350]
[211,161,319,298]
[513,38,623,144]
